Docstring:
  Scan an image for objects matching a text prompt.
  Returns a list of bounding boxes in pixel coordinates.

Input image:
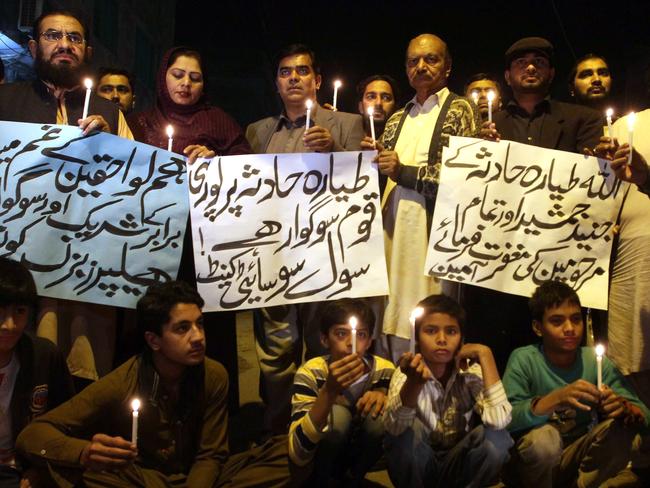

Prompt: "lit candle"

[487,90,495,124]
[166,125,174,152]
[471,90,479,105]
[409,307,425,354]
[605,108,614,139]
[367,106,376,143]
[131,398,140,446]
[349,316,358,354]
[305,99,313,132]
[332,80,342,111]
[595,344,605,389]
[82,78,93,120]
[627,111,636,165]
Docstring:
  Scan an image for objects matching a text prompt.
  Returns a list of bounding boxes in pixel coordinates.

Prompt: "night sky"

[174,0,650,127]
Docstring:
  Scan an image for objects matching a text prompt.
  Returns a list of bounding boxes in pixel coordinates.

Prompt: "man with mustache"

[472,37,603,371]
[357,74,399,139]
[96,66,136,114]
[246,44,365,437]
[569,54,613,113]
[0,10,131,138]
[360,33,480,362]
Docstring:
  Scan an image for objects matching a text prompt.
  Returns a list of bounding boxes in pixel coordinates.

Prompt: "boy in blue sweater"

[503,280,648,488]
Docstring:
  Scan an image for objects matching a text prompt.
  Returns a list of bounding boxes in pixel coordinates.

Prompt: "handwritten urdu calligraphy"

[188,151,388,311]
[425,136,624,309]
[0,121,189,307]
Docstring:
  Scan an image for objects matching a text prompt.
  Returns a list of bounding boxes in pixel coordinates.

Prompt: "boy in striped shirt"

[289,298,395,486]
[384,294,513,487]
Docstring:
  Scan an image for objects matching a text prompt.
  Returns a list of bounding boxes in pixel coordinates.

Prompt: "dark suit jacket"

[245,105,364,154]
[494,99,603,153]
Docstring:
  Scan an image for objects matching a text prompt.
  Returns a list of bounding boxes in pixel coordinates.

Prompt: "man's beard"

[34,53,85,89]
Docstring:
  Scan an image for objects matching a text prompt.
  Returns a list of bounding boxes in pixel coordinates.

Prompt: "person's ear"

[358,101,364,115]
[28,39,38,59]
[532,320,543,337]
[144,331,161,351]
[315,74,322,91]
[320,333,329,349]
[504,70,511,87]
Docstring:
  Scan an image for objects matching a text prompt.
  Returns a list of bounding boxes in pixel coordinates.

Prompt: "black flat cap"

[505,37,554,68]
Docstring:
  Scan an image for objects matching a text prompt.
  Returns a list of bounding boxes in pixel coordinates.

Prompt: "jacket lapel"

[541,100,564,149]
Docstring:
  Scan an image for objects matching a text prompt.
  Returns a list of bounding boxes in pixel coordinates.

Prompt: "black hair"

[32,9,91,44]
[136,281,204,339]
[356,74,400,105]
[567,53,609,89]
[319,298,376,336]
[463,72,502,96]
[529,280,581,322]
[96,66,135,94]
[414,294,465,335]
[274,43,320,75]
[0,257,37,309]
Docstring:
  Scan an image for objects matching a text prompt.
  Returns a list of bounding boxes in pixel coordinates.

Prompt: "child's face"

[0,304,29,355]
[321,322,372,361]
[534,299,583,354]
[417,313,462,367]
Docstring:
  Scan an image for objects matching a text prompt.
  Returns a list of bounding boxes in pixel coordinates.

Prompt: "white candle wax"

[409,307,424,354]
[471,91,479,105]
[605,108,614,139]
[305,99,313,131]
[332,80,342,111]
[595,344,605,389]
[627,112,636,165]
[367,106,376,143]
[82,78,93,120]
[131,398,140,446]
[487,90,495,124]
[349,316,358,354]
[166,125,174,152]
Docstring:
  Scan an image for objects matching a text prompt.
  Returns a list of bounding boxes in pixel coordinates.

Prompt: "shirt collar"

[506,96,551,116]
[407,86,450,114]
[278,103,320,129]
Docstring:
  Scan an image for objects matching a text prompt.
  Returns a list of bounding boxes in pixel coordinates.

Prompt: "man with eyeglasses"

[0,10,132,138]
[359,33,480,363]
[245,44,364,437]
[467,37,603,373]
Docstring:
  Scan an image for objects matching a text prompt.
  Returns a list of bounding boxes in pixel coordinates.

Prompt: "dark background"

[174,0,650,127]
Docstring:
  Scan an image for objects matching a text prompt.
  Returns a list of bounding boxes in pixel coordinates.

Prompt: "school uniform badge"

[30,384,49,416]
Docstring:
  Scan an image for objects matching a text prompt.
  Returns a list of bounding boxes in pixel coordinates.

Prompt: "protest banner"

[0,121,188,307]
[187,151,388,311]
[425,136,624,309]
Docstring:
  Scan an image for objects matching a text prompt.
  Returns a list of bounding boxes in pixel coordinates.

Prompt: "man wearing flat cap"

[467,37,604,372]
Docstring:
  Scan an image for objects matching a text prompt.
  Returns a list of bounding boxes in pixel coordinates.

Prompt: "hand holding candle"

[131,398,140,446]
[332,80,342,111]
[349,316,358,354]
[487,90,495,124]
[305,99,313,131]
[82,78,93,121]
[367,106,376,143]
[409,307,425,354]
[627,112,636,165]
[166,125,174,152]
[595,344,605,390]
[605,108,614,139]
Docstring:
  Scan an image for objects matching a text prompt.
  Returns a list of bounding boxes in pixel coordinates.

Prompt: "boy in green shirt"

[503,280,648,488]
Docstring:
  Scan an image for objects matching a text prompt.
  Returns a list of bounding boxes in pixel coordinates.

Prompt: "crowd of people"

[1,7,649,488]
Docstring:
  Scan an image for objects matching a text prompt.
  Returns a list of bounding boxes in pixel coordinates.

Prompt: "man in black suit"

[470,37,603,371]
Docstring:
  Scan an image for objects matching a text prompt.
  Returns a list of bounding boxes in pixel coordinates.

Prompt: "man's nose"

[0,315,16,331]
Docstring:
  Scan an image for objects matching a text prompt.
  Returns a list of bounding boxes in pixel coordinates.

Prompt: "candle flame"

[305,99,313,109]
[334,79,342,88]
[367,106,374,116]
[349,316,358,330]
[84,78,93,89]
[471,91,479,103]
[166,125,174,138]
[131,398,141,411]
[627,111,636,131]
[487,90,495,102]
[410,306,425,324]
[595,344,605,357]
[606,108,614,118]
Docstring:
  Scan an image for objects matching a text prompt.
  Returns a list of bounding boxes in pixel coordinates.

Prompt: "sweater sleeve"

[288,363,324,466]
[502,350,549,433]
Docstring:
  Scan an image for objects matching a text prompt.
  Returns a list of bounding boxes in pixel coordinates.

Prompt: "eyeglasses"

[39,30,85,45]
